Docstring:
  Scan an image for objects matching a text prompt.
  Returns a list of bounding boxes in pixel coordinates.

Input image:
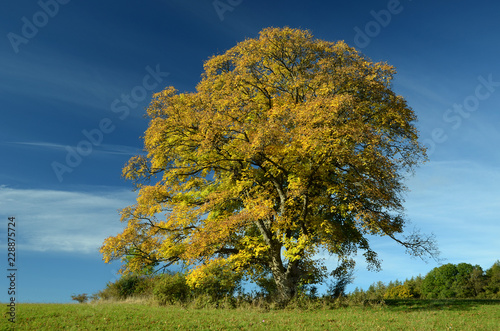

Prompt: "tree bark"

[270,257,301,305]
[257,218,301,305]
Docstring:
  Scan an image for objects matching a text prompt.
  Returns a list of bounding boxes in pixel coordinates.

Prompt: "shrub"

[384,285,413,299]
[153,272,191,305]
[346,287,368,304]
[71,293,89,303]
[187,261,243,302]
[95,274,152,301]
[113,274,144,299]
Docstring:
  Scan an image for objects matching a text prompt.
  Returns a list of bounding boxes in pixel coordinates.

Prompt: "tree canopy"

[101,27,437,304]
[422,263,489,299]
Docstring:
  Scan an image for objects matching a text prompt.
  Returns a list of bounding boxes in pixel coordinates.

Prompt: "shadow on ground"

[383,299,500,312]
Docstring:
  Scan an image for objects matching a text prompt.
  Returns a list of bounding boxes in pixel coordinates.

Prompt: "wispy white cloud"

[4,141,68,150]
[98,144,145,156]
[0,186,136,254]
[4,141,144,157]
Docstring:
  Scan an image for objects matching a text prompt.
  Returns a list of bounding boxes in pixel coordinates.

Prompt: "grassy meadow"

[2,299,499,330]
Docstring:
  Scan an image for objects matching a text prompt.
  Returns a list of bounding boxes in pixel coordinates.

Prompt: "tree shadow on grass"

[383,299,500,312]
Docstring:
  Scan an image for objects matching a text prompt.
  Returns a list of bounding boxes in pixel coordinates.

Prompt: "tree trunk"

[268,244,301,305]
[256,219,302,305]
[271,265,300,305]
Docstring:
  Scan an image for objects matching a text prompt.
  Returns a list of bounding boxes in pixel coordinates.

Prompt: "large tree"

[101,27,437,304]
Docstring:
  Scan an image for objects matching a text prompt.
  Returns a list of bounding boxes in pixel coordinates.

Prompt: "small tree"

[365,281,388,300]
[404,275,424,298]
[327,263,354,298]
[71,293,89,304]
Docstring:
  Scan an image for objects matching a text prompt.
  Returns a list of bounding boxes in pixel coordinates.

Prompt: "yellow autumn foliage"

[100,27,433,302]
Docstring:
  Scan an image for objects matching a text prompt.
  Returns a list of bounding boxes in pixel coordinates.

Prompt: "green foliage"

[453,263,481,298]
[92,261,499,308]
[347,261,499,302]
[70,293,89,303]
[366,281,387,300]
[404,276,424,298]
[346,287,368,304]
[97,269,242,305]
[327,265,355,299]
[95,274,153,301]
[483,260,500,298]
[114,275,146,299]
[422,263,457,299]
[422,263,485,299]
[153,272,191,305]
[188,262,243,302]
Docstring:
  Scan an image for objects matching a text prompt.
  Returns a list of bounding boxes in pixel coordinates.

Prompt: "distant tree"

[422,264,458,298]
[404,275,424,298]
[101,27,437,305]
[366,281,387,300]
[387,279,403,289]
[71,293,89,304]
[422,263,485,299]
[348,287,368,303]
[484,260,500,298]
[452,263,484,298]
[469,266,487,297]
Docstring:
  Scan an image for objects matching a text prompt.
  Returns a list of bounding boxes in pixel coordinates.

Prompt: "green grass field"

[2,300,499,330]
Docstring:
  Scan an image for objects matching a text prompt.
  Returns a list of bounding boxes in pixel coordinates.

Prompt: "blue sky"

[1,0,499,303]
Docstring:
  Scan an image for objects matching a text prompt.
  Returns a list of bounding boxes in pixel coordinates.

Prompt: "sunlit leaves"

[100,27,433,300]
